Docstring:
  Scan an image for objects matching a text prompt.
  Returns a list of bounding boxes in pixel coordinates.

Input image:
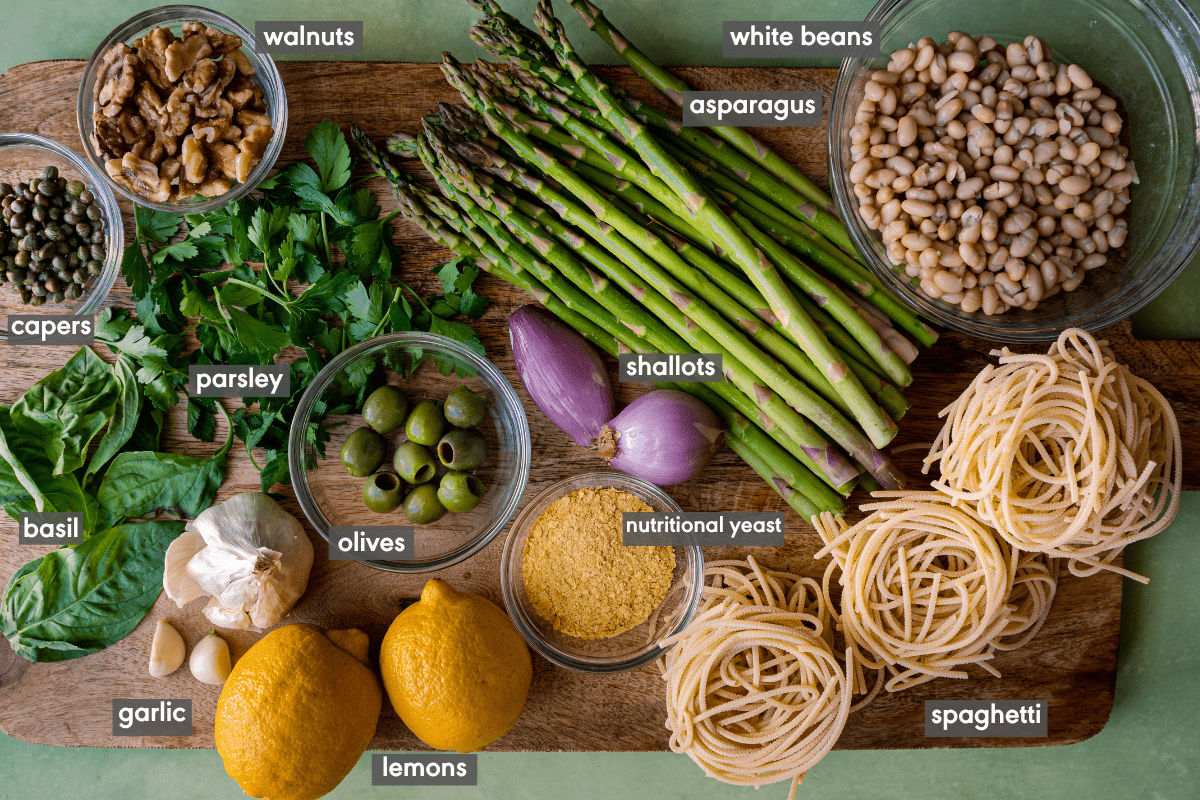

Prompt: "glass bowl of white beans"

[829,0,1200,341]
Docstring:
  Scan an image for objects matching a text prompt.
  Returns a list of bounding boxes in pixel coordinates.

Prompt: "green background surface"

[1,1,1198,798]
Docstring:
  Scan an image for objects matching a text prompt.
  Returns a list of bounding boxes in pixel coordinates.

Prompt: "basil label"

[18,512,83,544]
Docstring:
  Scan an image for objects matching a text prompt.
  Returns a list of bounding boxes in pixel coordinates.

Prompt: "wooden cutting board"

[1,60,1198,754]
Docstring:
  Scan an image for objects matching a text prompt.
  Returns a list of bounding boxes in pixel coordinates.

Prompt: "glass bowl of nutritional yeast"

[0,133,123,340]
[500,472,704,673]
[288,332,531,573]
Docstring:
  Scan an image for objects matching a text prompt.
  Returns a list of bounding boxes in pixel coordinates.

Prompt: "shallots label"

[623,512,784,546]
[618,353,722,382]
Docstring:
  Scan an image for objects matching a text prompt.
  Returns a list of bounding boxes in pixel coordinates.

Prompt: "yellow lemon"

[380,579,532,752]
[215,624,382,800]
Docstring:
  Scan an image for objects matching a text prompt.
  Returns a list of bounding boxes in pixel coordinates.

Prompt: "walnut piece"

[89,22,273,203]
[164,33,212,82]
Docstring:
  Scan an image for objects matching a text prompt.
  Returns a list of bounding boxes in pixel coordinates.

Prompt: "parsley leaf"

[305,120,352,193]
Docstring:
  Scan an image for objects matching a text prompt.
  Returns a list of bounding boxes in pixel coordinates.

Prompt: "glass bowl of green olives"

[287,332,531,573]
[0,133,123,338]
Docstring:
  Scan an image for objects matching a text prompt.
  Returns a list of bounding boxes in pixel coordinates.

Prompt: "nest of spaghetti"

[658,558,855,796]
[814,495,1058,693]
[927,328,1181,581]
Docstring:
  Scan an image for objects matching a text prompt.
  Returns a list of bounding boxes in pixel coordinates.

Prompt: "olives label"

[372,754,477,786]
[112,699,192,737]
[5,315,94,345]
[188,365,289,397]
[622,511,785,546]
[328,526,415,561]
[18,512,83,544]
[618,353,723,382]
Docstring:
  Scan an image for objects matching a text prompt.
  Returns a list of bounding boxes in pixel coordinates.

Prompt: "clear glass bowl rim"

[76,4,289,214]
[286,331,532,574]
[828,0,1200,341]
[0,132,124,338]
[499,471,705,674]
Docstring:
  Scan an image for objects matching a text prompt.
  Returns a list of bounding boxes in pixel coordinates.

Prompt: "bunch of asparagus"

[354,0,938,517]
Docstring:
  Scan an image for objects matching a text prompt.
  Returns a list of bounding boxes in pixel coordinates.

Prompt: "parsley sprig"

[108,121,490,492]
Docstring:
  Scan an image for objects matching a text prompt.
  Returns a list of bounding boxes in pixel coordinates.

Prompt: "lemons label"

[371,754,477,786]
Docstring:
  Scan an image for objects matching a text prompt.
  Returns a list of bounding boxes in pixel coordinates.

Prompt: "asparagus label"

[255,21,363,54]
[723,22,881,59]
[683,91,821,127]
[618,353,722,382]
[623,512,785,547]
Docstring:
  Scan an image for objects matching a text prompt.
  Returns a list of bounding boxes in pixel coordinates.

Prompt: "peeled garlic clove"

[148,620,185,678]
[163,527,208,607]
[190,631,232,685]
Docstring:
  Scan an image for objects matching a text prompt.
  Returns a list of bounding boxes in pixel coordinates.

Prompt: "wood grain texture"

[2,59,1192,754]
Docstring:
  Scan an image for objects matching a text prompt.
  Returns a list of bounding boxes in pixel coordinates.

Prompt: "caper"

[90,243,104,259]
[28,178,40,194]
[9,214,26,231]
[48,206,62,221]
[13,251,28,268]
[64,284,82,300]
[63,211,81,225]
[49,290,64,303]
[41,166,58,180]
[87,259,102,274]
[29,294,44,307]
[71,268,86,284]
[9,199,26,215]
[4,270,19,284]
[65,180,83,196]
[76,245,89,261]
[45,226,64,242]
[79,190,94,204]
[30,283,45,297]
[86,205,102,221]
[51,255,67,272]
[44,276,61,293]
[31,206,46,223]
[75,222,91,238]
[0,183,11,197]
[23,221,37,236]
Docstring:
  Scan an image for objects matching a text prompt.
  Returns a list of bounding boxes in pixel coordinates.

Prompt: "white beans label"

[723,22,882,59]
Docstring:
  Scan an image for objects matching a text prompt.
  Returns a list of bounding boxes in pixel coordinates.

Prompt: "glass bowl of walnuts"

[77,5,288,212]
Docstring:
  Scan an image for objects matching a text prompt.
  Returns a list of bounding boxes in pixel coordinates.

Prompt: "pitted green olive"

[405,399,447,446]
[392,440,438,485]
[339,427,387,477]
[363,472,403,514]
[403,483,447,525]
[437,471,486,513]
[437,428,488,471]
[362,385,409,434]
[444,385,490,428]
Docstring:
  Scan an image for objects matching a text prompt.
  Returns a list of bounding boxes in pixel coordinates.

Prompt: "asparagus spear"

[358,124,846,511]
[564,0,845,226]
[427,86,903,488]
[528,4,902,449]
[421,126,880,490]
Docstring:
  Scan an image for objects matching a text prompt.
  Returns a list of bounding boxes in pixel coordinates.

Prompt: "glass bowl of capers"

[0,133,123,337]
[287,332,532,573]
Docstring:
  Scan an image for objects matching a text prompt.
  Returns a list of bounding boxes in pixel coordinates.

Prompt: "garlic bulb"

[163,492,314,631]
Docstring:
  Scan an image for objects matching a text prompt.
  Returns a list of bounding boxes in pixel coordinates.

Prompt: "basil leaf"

[85,356,143,485]
[0,520,185,662]
[12,347,120,475]
[97,406,233,520]
[0,407,91,530]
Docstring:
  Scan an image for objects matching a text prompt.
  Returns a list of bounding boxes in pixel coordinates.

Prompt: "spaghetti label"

[622,512,784,546]
[925,701,1048,737]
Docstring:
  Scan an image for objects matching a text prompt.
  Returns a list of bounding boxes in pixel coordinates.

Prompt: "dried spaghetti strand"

[659,557,852,792]
[926,328,1181,582]
[814,495,1016,692]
